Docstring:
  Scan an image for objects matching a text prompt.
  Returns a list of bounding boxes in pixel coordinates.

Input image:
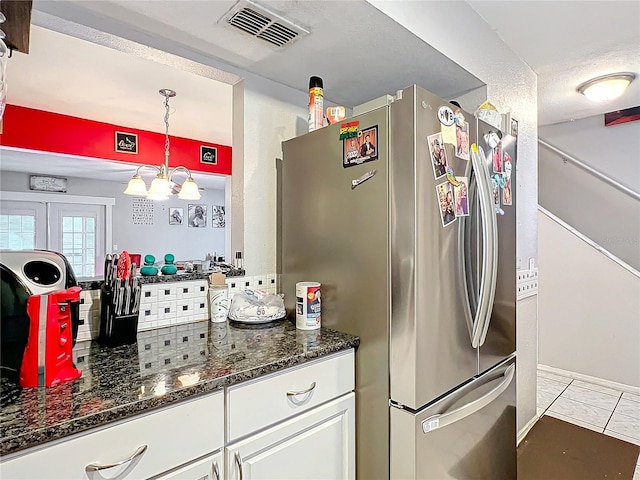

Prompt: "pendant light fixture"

[124,89,201,201]
[577,72,636,103]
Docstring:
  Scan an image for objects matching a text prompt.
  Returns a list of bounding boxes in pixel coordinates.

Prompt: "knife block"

[97,285,138,347]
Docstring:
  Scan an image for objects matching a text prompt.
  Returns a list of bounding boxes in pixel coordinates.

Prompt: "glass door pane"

[0,201,47,250]
[49,203,105,279]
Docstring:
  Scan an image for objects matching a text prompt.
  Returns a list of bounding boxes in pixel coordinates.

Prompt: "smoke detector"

[221,0,309,48]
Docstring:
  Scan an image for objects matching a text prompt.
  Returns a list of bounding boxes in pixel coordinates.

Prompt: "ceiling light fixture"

[577,72,636,103]
[124,89,201,201]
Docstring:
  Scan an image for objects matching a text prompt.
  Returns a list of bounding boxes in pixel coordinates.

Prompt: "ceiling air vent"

[222,0,309,48]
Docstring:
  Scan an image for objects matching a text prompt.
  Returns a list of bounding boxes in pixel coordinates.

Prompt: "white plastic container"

[295,282,321,330]
[209,284,229,323]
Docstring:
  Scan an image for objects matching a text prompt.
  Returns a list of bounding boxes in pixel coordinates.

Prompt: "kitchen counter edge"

[0,329,359,458]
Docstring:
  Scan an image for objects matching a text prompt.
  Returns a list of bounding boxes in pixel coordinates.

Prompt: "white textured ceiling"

[468,0,640,126]
[6,0,492,184]
[8,25,234,144]
[6,0,639,145]
[32,0,486,106]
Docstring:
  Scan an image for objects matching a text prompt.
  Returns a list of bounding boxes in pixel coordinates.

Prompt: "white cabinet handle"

[286,381,317,397]
[212,460,221,480]
[85,444,148,472]
[235,451,244,480]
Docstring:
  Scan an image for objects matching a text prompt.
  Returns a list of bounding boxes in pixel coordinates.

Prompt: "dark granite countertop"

[0,320,358,457]
[77,268,246,290]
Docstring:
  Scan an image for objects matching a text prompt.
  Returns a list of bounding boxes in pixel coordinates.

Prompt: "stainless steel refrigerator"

[280,85,517,480]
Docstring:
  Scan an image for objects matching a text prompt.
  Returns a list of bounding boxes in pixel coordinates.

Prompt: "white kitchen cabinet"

[155,451,224,480]
[225,393,355,480]
[0,391,224,480]
[1,349,356,480]
[227,349,355,441]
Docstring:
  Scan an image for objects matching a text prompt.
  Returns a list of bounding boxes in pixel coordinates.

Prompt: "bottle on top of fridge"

[308,76,324,132]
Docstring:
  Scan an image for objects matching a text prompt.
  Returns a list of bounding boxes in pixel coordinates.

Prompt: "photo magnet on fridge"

[453,177,470,217]
[436,181,457,228]
[493,140,503,173]
[455,121,470,161]
[510,117,519,137]
[502,177,513,206]
[491,177,504,215]
[502,154,513,206]
[427,132,448,179]
[343,125,378,168]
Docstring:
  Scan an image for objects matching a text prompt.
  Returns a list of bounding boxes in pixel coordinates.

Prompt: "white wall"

[0,171,226,264]
[239,78,308,277]
[369,0,539,435]
[538,115,640,269]
[538,210,640,388]
[540,115,640,191]
[538,143,640,269]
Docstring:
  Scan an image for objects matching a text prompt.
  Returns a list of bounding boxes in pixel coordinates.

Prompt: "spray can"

[308,76,324,132]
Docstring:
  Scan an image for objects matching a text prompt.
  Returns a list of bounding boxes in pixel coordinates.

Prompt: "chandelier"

[124,89,201,201]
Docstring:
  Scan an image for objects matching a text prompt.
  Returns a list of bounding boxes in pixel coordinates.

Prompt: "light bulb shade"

[177,177,201,200]
[577,73,635,103]
[147,176,172,200]
[123,174,149,196]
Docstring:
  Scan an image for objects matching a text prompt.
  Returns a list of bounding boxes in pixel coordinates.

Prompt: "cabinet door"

[226,393,355,480]
[0,391,224,480]
[156,451,223,480]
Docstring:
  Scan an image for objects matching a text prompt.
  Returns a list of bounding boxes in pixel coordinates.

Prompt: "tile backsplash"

[76,274,280,341]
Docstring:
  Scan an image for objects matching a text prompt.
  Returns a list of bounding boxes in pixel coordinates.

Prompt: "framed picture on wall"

[212,205,225,228]
[188,204,207,228]
[200,146,218,165]
[115,131,138,154]
[169,207,183,225]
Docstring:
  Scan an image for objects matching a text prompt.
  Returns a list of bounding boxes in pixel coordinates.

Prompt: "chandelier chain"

[164,95,171,162]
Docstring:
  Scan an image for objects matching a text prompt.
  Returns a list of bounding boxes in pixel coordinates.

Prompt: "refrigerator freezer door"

[390,356,516,480]
[389,86,478,409]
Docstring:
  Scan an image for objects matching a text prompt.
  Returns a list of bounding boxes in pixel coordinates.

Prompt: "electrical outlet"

[517,268,538,300]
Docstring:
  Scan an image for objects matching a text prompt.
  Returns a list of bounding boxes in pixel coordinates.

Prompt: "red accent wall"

[0,104,232,175]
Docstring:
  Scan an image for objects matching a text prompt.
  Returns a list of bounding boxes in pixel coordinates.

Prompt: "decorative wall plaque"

[132,198,154,225]
[200,146,218,165]
[115,131,138,154]
[29,175,68,192]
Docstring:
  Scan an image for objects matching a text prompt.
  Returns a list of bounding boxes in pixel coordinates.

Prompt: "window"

[1,194,112,279]
[61,215,96,277]
[50,203,106,279]
[0,214,36,250]
[0,201,46,250]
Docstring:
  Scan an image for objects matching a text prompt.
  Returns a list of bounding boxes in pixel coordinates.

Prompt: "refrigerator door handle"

[421,364,515,434]
[475,145,499,347]
[458,175,477,345]
[469,144,498,348]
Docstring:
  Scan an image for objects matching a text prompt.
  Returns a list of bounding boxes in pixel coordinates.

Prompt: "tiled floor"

[537,369,640,480]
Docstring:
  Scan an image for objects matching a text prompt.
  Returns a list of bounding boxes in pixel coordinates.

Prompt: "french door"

[0,201,47,250]
[0,198,107,279]
[49,203,105,278]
